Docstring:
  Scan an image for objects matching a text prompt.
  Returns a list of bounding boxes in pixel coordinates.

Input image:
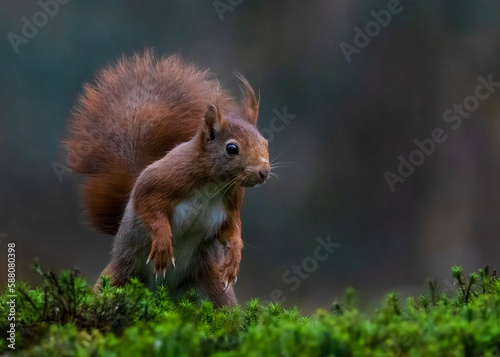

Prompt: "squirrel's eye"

[226,143,239,155]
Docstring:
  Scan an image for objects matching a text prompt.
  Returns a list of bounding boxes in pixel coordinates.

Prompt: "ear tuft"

[205,104,218,129]
[236,73,259,126]
[204,104,222,141]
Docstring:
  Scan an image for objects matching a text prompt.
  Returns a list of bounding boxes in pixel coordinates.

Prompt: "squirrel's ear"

[236,73,259,126]
[204,104,222,140]
[205,104,217,128]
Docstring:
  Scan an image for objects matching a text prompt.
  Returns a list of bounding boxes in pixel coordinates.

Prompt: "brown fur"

[66,50,270,306]
[66,50,238,234]
[133,104,268,282]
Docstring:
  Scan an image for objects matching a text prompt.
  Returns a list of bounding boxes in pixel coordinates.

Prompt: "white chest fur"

[154,186,226,286]
[171,187,227,238]
[119,186,228,291]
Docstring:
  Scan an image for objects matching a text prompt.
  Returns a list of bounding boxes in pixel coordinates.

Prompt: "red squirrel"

[65,50,270,307]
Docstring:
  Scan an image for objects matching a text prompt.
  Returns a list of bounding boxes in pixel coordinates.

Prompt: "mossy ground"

[1,264,500,356]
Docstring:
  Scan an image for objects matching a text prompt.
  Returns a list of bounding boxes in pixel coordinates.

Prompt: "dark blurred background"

[1,0,500,311]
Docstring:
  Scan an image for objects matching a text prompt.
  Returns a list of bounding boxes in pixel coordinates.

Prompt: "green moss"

[1,264,500,356]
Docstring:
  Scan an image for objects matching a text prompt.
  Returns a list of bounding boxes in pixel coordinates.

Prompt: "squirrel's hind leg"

[199,265,237,308]
[93,261,130,293]
[93,201,152,293]
[197,240,238,308]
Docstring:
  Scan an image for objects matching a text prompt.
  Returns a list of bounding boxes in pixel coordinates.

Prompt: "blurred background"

[1,0,500,312]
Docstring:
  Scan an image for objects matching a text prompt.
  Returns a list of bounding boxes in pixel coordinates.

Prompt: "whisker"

[208,175,241,199]
[241,239,261,250]
[221,175,243,197]
[270,146,295,165]
[269,174,281,181]
[220,173,245,198]
[267,180,288,217]
[270,162,293,169]
[270,151,286,165]
[270,165,292,171]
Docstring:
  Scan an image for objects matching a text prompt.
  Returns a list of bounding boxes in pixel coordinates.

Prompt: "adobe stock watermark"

[339,0,412,64]
[7,0,72,54]
[52,106,295,183]
[212,0,244,21]
[4,234,16,350]
[259,106,296,143]
[384,74,500,192]
[263,235,341,304]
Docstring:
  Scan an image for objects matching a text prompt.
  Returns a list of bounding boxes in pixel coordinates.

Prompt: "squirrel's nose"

[259,169,270,182]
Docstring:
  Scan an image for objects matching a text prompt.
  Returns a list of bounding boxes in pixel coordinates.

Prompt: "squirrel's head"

[200,76,270,187]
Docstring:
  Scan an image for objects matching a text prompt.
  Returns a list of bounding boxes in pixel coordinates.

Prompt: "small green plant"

[1,264,500,356]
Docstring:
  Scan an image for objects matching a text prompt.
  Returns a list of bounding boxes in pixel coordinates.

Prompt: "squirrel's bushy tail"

[65,50,236,235]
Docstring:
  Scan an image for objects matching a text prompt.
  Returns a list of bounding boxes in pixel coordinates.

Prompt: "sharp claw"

[171,257,176,268]
[163,269,166,279]
[233,276,238,285]
[224,280,229,291]
[155,272,159,282]
[146,257,150,265]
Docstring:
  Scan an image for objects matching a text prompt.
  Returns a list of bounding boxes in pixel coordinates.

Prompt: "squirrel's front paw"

[220,252,240,292]
[147,238,175,277]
